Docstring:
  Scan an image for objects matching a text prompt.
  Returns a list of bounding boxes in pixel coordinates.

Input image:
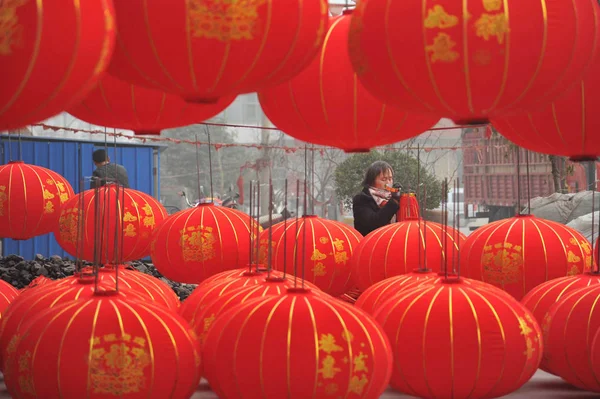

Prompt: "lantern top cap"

[197,202,215,207]
[514,213,535,219]
[412,267,433,274]
[7,160,24,164]
[441,277,463,284]
[286,287,312,295]
[342,9,354,16]
[241,270,262,277]
[264,276,286,283]
[303,214,318,219]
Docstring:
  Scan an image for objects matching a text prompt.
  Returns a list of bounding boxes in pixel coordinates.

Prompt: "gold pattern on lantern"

[330,238,349,265]
[567,265,581,276]
[17,350,34,395]
[123,212,138,222]
[93,5,115,76]
[0,0,28,56]
[320,237,330,244]
[519,314,539,361]
[425,33,459,63]
[474,13,508,44]
[43,189,55,200]
[123,224,137,237]
[482,0,502,12]
[314,0,327,47]
[481,242,523,284]
[424,5,458,29]
[203,314,216,334]
[0,185,7,216]
[318,355,341,379]
[567,251,581,264]
[44,201,54,214]
[187,0,268,41]
[142,203,153,215]
[58,208,79,244]
[312,262,327,277]
[180,225,216,262]
[89,333,151,394]
[349,375,369,395]
[142,216,155,228]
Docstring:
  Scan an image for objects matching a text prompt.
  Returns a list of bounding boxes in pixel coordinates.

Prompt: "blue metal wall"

[0,136,161,260]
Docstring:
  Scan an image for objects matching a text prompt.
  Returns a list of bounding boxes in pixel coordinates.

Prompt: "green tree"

[334,151,444,210]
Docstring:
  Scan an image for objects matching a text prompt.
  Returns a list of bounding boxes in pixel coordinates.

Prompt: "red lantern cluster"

[4,294,201,399]
[258,14,439,152]
[375,278,543,398]
[461,214,593,300]
[55,185,167,263]
[203,289,393,398]
[259,215,362,296]
[151,203,257,284]
[0,0,116,130]
[0,161,74,240]
[108,0,329,102]
[347,0,600,124]
[69,74,236,135]
[350,217,465,291]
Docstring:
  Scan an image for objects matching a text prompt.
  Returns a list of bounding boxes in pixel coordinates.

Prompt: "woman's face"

[374,169,393,189]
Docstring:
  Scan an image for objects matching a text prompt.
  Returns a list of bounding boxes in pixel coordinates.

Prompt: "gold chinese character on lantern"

[349,375,369,395]
[0,0,28,56]
[311,248,327,261]
[312,262,327,277]
[474,13,508,44]
[142,216,155,228]
[44,201,54,214]
[426,33,459,63]
[481,242,523,284]
[43,189,55,200]
[482,0,502,12]
[424,5,459,29]
[123,224,137,237]
[318,333,344,354]
[123,212,138,222]
[58,209,79,244]
[318,355,341,379]
[0,185,7,216]
[180,225,216,262]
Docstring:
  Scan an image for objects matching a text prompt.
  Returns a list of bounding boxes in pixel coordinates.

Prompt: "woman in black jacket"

[352,161,400,236]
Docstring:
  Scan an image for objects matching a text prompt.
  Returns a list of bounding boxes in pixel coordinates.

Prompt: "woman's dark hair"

[362,161,393,187]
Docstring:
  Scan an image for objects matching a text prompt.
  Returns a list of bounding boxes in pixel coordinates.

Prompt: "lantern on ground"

[258,13,439,152]
[4,293,201,399]
[203,288,392,399]
[375,277,542,398]
[0,0,116,130]
[0,280,18,320]
[350,216,465,291]
[69,74,236,135]
[108,0,329,102]
[0,162,74,239]
[460,214,593,300]
[347,0,600,124]
[151,204,257,284]
[259,215,362,296]
[55,185,167,263]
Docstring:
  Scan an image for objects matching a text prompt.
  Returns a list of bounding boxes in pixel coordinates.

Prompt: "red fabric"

[397,193,420,221]
[348,0,600,124]
[4,294,201,399]
[493,52,600,161]
[54,186,167,263]
[203,289,393,399]
[521,273,600,374]
[151,204,256,284]
[460,214,593,300]
[258,15,438,152]
[350,218,466,291]
[0,0,115,130]
[258,216,363,296]
[0,161,74,240]
[543,284,600,391]
[375,279,542,398]
[0,280,18,318]
[108,0,328,101]
[69,74,235,135]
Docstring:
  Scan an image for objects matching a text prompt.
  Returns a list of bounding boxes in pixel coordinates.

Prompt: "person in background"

[352,161,400,236]
[90,149,130,189]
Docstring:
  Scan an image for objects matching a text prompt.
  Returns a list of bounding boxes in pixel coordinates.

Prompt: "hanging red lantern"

[107,0,329,102]
[542,285,600,390]
[0,161,74,239]
[350,216,465,291]
[69,74,236,135]
[375,278,542,398]
[55,185,167,263]
[0,280,18,320]
[258,13,438,152]
[4,293,201,399]
[397,193,420,221]
[492,52,600,162]
[461,214,593,300]
[203,288,392,399]
[258,215,362,296]
[0,0,116,130]
[347,0,600,125]
[151,204,258,284]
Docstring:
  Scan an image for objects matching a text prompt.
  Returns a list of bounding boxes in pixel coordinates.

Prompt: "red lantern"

[0,0,116,130]
[347,0,600,124]
[4,293,201,399]
[69,74,236,135]
[203,288,392,399]
[107,0,329,102]
[375,278,542,398]
[397,193,420,221]
[492,52,600,162]
[258,14,438,152]
[355,269,437,314]
[151,204,258,284]
[0,161,74,239]
[542,285,600,390]
[197,266,284,288]
[0,280,18,320]
[259,215,362,296]
[21,276,52,292]
[461,214,593,300]
[350,216,465,291]
[55,185,167,263]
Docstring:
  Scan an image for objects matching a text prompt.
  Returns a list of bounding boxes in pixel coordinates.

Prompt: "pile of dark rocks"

[0,254,196,301]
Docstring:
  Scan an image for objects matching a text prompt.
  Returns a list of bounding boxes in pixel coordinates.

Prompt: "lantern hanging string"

[423,183,429,271]
[248,180,254,272]
[293,179,300,288]
[195,133,202,205]
[205,125,215,203]
[592,186,597,274]
[282,178,289,279]
[454,178,460,277]
[417,143,422,269]
[516,147,522,214]
[442,178,449,279]
[267,170,273,279]
[255,179,261,270]
[525,150,531,213]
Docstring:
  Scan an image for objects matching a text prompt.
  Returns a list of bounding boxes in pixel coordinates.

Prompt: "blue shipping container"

[0,135,164,260]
